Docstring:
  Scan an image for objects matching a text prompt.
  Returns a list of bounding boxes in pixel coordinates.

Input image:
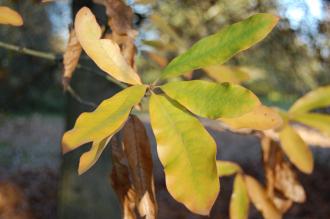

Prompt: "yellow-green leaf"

[245,175,282,219]
[291,113,330,136]
[161,80,260,119]
[289,86,330,114]
[74,7,142,85]
[204,65,250,84]
[220,105,283,130]
[0,6,23,26]
[161,13,279,79]
[279,124,314,174]
[62,85,146,154]
[216,161,242,177]
[78,136,112,175]
[230,174,249,219]
[149,94,219,215]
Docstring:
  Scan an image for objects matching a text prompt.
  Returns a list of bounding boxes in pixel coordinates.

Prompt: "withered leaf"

[122,115,157,219]
[261,136,305,213]
[110,134,137,219]
[62,28,82,90]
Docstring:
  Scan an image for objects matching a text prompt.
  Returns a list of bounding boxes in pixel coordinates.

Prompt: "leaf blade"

[62,85,146,154]
[161,13,279,79]
[279,125,314,174]
[291,113,330,136]
[161,80,260,119]
[216,161,242,177]
[230,174,249,219]
[149,94,219,215]
[74,7,141,85]
[0,6,23,26]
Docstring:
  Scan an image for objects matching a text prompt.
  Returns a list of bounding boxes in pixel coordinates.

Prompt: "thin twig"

[0,40,128,89]
[66,85,97,107]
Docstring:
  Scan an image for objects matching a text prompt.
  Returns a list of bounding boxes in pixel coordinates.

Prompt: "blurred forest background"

[0,0,329,219]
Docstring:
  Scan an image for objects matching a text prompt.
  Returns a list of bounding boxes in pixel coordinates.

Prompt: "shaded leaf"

[78,136,112,175]
[245,175,282,219]
[261,137,305,208]
[216,161,242,177]
[204,65,250,84]
[62,85,146,154]
[161,13,279,79]
[230,174,249,219]
[149,94,219,215]
[161,80,260,119]
[74,7,141,84]
[289,86,330,114]
[123,115,157,219]
[220,105,283,130]
[62,28,82,90]
[110,135,137,219]
[0,6,23,26]
[279,124,314,174]
[291,113,330,136]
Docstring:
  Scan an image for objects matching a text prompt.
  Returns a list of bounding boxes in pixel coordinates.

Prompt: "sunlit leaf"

[230,174,249,219]
[161,80,260,119]
[245,175,282,219]
[204,65,250,84]
[74,7,141,85]
[289,86,330,114]
[123,115,157,219]
[62,85,146,154]
[0,6,23,26]
[220,105,283,130]
[291,113,330,136]
[216,161,242,177]
[149,94,219,215]
[279,124,314,174]
[62,28,82,89]
[161,13,279,79]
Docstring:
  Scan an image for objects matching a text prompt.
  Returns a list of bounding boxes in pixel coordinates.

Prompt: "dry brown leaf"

[244,175,282,219]
[261,137,305,213]
[0,6,23,26]
[123,115,157,219]
[145,51,168,68]
[62,28,82,90]
[110,135,137,219]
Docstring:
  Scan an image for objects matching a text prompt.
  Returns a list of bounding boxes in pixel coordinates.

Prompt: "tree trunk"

[57,1,121,218]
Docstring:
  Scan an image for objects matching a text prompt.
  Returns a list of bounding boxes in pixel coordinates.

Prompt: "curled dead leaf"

[62,28,82,90]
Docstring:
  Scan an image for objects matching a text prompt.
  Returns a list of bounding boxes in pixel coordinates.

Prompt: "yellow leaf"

[220,105,283,130]
[216,161,242,177]
[230,174,249,219]
[245,175,282,219]
[149,94,219,215]
[279,124,314,174]
[74,7,142,85]
[0,6,23,26]
[78,136,112,175]
[204,65,250,84]
[291,113,330,136]
[62,85,146,154]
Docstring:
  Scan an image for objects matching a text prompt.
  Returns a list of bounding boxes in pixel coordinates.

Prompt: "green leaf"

[161,13,279,79]
[230,174,249,219]
[149,94,219,215]
[289,86,330,114]
[216,161,242,177]
[62,85,146,154]
[161,80,260,119]
[291,113,330,136]
[279,124,314,174]
[204,65,250,84]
